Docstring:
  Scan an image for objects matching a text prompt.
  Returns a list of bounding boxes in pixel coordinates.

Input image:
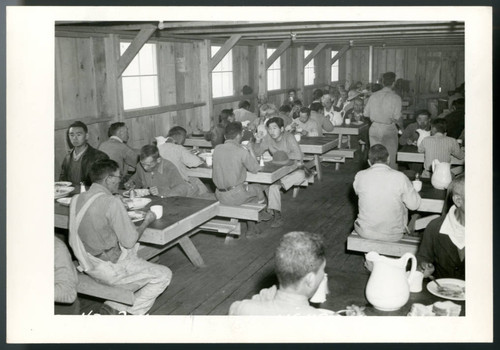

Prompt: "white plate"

[123,189,150,198]
[124,197,152,210]
[426,278,465,301]
[56,197,72,206]
[127,210,146,222]
[55,181,72,187]
[55,186,75,199]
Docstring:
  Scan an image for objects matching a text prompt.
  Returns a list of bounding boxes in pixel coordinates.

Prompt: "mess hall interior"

[53,20,467,317]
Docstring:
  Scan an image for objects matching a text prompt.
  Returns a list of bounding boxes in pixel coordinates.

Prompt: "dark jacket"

[60,144,109,187]
[416,215,465,280]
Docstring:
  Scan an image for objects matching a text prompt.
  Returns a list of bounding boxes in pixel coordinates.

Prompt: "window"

[331,50,340,82]
[120,42,159,110]
[211,46,233,98]
[304,49,315,86]
[267,48,281,91]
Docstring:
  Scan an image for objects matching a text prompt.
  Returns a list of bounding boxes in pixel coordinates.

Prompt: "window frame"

[120,40,160,111]
[304,49,316,86]
[211,45,234,99]
[331,49,340,83]
[266,48,281,91]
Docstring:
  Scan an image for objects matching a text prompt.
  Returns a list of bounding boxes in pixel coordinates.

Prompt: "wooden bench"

[347,231,421,257]
[216,203,267,243]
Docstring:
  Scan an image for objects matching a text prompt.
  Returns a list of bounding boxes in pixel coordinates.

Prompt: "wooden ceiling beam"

[117,24,157,77]
[163,21,459,34]
[265,39,292,69]
[209,34,242,72]
[304,43,328,66]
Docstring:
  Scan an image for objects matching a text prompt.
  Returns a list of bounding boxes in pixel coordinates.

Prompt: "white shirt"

[353,163,421,241]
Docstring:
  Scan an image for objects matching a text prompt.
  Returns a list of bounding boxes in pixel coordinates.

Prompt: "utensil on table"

[429,275,444,291]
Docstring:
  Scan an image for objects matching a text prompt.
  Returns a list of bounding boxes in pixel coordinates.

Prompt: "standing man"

[99,122,139,184]
[364,72,403,169]
[353,144,421,242]
[59,121,109,188]
[69,159,171,315]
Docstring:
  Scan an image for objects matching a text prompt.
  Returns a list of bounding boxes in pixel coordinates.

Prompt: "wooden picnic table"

[397,146,464,165]
[321,269,465,316]
[184,137,211,149]
[55,196,220,268]
[298,135,338,180]
[185,160,299,184]
[325,121,369,149]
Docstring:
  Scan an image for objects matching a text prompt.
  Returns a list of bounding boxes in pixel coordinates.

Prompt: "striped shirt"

[418,133,464,170]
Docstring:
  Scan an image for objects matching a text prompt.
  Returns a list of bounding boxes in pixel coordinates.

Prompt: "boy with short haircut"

[229,231,334,315]
[212,122,271,237]
[158,126,210,195]
[418,118,464,178]
[287,107,320,137]
[278,104,293,127]
[60,121,109,188]
[253,117,305,228]
[309,102,334,136]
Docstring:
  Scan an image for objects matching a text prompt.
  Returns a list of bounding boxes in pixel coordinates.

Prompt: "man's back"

[364,87,402,124]
[158,142,203,181]
[98,138,138,175]
[419,134,464,171]
[353,163,421,241]
[229,286,334,316]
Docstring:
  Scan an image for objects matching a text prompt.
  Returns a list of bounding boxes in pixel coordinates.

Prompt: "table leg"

[178,236,206,268]
[338,133,343,149]
[347,135,351,149]
[314,155,322,180]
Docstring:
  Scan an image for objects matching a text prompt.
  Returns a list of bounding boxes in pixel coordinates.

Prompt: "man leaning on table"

[229,231,334,315]
[417,174,465,280]
[69,159,172,315]
[353,144,421,242]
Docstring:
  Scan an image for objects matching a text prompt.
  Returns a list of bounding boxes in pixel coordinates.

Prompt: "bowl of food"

[55,181,72,187]
[123,197,152,210]
[55,186,75,199]
[56,197,72,206]
[127,210,146,222]
[123,188,150,198]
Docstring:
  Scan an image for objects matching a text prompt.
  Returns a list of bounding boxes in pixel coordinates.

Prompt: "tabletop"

[321,269,465,316]
[329,121,369,135]
[184,137,212,148]
[298,135,338,154]
[185,161,299,184]
[397,145,464,165]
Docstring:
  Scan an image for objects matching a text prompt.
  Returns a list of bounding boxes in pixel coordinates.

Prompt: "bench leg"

[293,186,300,198]
[314,155,322,181]
[335,163,340,171]
[178,236,206,268]
[224,219,239,244]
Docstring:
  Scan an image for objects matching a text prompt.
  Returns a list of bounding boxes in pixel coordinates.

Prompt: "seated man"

[287,107,320,137]
[98,122,139,184]
[60,121,109,188]
[229,231,334,315]
[125,145,196,198]
[212,122,271,237]
[399,110,431,173]
[309,102,334,136]
[444,98,465,139]
[206,109,235,148]
[353,144,421,242]
[286,88,298,107]
[418,118,464,178]
[54,236,79,315]
[277,104,293,127]
[69,159,172,315]
[158,126,210,195]
[253,117,305,228]
[417,175,465,280]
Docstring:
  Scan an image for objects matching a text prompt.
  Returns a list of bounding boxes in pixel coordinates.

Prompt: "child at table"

[212,122,272,237]
[418,118,464,178]
[253,117,306,228]
[158,126,211,195]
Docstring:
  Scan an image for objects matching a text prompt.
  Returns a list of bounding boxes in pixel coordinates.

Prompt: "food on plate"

[55,181,72,187]
[123,188,150,198]
[437,284,465,299]
[432,301,462,316]
[56,197,72,206]
[127,210,146,222]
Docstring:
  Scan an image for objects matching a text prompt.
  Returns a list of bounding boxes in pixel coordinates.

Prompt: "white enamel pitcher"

[431,159,452,190]
[365,251,417,311]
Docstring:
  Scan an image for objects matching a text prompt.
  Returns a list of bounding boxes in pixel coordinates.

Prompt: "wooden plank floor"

[77,151,371,315]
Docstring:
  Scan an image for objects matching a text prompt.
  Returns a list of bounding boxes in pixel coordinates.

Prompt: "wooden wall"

[54,30,464,178]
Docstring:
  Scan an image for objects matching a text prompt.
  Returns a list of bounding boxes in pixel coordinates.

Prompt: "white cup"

[310,274,329,303]
[294,133,302,142]
[412,180,422,192]
[150,205,163,220]
[345,118,351,125]
[407,270,424,293]
[206,155,213,167]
